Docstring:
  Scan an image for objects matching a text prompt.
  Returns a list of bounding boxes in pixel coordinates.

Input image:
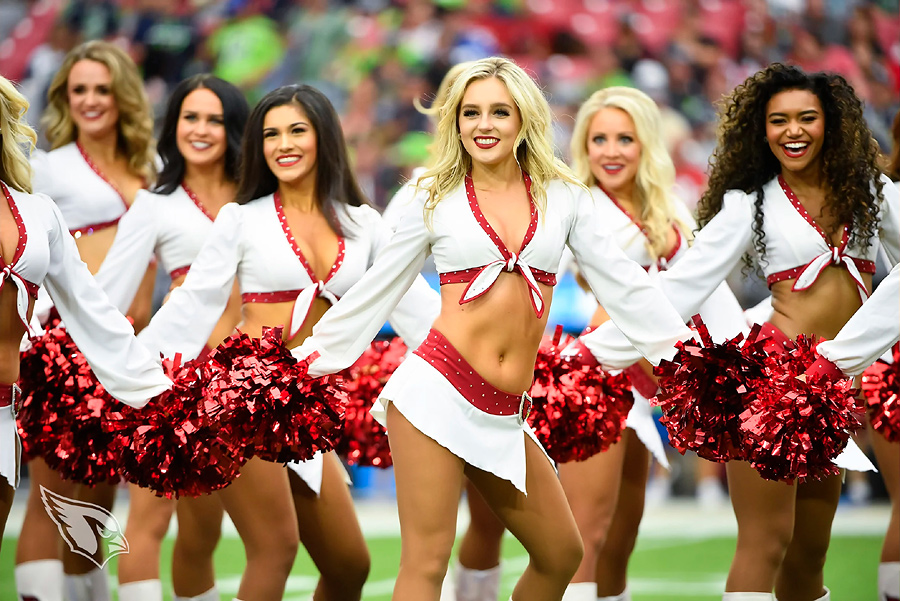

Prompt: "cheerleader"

[580,64,898,601]
[290,57,693,601]
[134,84,441,601]
[0,72,170,565]
[15,41,159,601]
[551,86,747,601]
[89,74,249,601]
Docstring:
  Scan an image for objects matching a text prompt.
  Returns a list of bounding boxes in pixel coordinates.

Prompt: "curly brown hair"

[889,109,900,181]
[697,63,884,267]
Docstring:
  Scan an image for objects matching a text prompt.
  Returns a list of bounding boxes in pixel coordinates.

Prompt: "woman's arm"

[92,190,160,312]
[294,195,432,377]
[136,203,242,361]
[40,196,170,408]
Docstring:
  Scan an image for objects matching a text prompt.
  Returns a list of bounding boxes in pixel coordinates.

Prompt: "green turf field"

[0,531,882,600]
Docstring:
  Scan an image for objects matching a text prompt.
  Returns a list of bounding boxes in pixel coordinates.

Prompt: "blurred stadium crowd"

[2,0,898,214]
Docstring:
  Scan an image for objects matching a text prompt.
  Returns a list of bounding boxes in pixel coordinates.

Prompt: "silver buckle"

[11,383,21,418]
[518,391,533,426]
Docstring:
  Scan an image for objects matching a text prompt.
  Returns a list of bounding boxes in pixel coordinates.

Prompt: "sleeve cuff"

[806,355,844,380]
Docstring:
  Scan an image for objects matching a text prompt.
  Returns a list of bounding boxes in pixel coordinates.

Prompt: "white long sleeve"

[41,200,171,407]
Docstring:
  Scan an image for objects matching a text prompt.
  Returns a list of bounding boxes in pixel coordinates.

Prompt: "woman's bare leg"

[467,437,583,601]
[16,458,75,563]
[725,460,796,593]
[386,404,466,601]
[217,456,300,601]
[558,433,627,584]
[870,424,900,563]
[118,485,174,585]
[289,451,370,601]
[172,493,223,598]
[0,477,13,550]
[458,480,505,570]
[594,430,649,596]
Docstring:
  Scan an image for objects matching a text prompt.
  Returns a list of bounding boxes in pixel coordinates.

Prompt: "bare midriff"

[170,275,244,349]
[433,274,552,394]
[74,226,119,274]
[769,266,872,340]
[0,285,31,384]
[237,296,333,350]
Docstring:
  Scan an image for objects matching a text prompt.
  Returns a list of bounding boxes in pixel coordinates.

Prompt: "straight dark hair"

[155,74,250,195]
[235,84,368,235]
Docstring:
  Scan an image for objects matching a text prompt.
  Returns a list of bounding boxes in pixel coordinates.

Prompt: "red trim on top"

[273,192,345,284]
[767,257,876,287]
[466,172,538,258]
[169,265,191,281]
[439,266,556,286]
[70,217,122,238]
[242,289,305,304]
[778,175,849,250]
[76,141,131,210]
[600,185,681,271]
[182,183,215,221]
[1,182,39,299]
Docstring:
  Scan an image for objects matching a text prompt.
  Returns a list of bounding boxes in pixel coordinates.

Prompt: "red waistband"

[756,321,791,353]
[413,329,530,418]
[439,266,557,287]
[0,383,21,409]
[766,257,876,287]
[242,290,304,303]
[70,217,122,238]
[169,265,190,280]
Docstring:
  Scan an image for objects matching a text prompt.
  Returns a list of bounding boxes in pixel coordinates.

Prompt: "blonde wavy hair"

[570,86,692,258]
[43,40,156,182]
[0,76,38,193]
[413,61,473,171]
[418,57,582,220]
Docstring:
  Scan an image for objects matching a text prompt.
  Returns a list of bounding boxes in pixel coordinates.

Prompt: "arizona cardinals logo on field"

[40,486,129,568]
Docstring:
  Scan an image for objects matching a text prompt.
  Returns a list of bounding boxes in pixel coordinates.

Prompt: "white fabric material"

[561,582,597,601]
[722,594,773,601]
[117,579,162,601]
[382,166,427,230]
[624,389,669,468]
[879,562,900,601]
[813,586,831,601]
[743,295,774,327]
[173,586,219,601]
[2,185,170,408]
[93,187,215,312]
[285,451,351,496]
[597,585,630,601]
[294,179,691,379]
[374,354,551,494]
[31,144,127,232]
[581,174,900,369]
[15,559,63,601]
[64,568,110,601]
[834,438,877,472]
[1,401,20,488]
[454,562,501,601]
[439,566,456,601]
[138,196,440,363]
[817,263,900,376]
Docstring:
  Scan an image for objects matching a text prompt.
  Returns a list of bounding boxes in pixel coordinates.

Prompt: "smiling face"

[765,88,826,177]
[67,59,119,140]
[457,77,522,169]
[586,107,642,200]
[176,88,227,169]
[262,103,318,187]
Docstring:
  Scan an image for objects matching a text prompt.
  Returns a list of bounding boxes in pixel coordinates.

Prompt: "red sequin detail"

[0,182,39,299]
[76,141,131,209]
[182,182,216,221]
[861,343,900,443]
[273,192,345,284]
[169,265,190,281]
[600,184,681,270]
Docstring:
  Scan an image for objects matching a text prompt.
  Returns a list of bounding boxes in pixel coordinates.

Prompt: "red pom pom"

[18,325,122,485]
[335,337,406,468]
[105,355,248,498]
[739,334,862,482]
[206,327,346,463]
[653,319,759,462]
[862,344,900,443]
[527,328,634,463]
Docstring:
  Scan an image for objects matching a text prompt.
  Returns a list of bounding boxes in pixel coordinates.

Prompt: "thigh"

[615,429,651,521]
[467,435,580,561]
[175,493,224,549]
[16,458,76,562]
[869,422,900,504]
[289,451,367,567]
[0,478,12,545]
[558,435,627,527]
[125,485,175,538]
[386,404,465,560]
[726,460,796,539]
[789,473,842,552]
[217,456,299,550]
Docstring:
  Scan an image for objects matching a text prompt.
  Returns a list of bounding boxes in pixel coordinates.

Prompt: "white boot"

[455,562,501,601]
[64,568,111,601]
[174,588,220,601]
[16,560,64,601]
[721,594,774,601]
[880,562,900,601]
[813,586,830,601]
[439,565,456,601]
[118,580,163,601]
[598,585,631,601]
[561,582,597,601]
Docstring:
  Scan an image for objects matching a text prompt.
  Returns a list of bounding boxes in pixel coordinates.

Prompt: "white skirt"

[1,405,20,488]
[625,390,670,469]
[285,451,351,496]
[372,353,552,495]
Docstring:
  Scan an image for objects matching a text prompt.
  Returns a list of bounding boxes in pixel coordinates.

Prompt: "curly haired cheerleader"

[133,84,440,601]
[581,64,898,601]
[15,40,160,601]
[0,74,170,591]
[291,57,694,601]
[88,74,249,601]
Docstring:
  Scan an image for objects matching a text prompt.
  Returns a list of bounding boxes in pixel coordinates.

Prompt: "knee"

[534,531,583,582]
[401,546,453,586]
[175,523,222,559]
[246,529,299,574]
